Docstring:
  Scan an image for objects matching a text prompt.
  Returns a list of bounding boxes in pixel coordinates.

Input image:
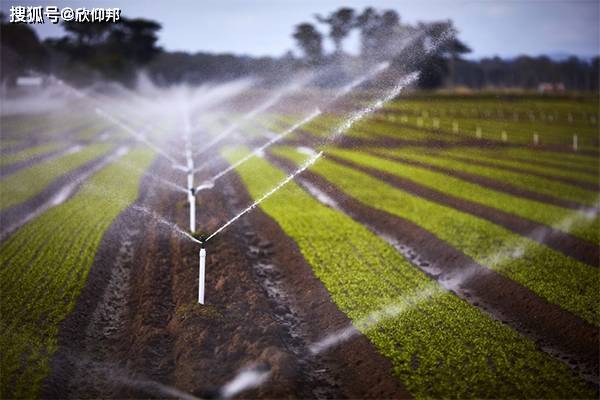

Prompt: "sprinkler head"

[192,231,208,246]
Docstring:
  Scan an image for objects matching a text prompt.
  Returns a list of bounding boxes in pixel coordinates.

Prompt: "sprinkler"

[198,239,206,304]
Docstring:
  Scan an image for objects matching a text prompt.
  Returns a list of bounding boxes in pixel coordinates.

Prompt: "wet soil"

[267,151,599,387]
[42,155,411,399]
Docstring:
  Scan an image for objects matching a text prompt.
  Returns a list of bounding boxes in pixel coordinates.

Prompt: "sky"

[1,0,599,59]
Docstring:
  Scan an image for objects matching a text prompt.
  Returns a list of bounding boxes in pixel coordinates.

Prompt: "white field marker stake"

[501,131,507,142]
[533,133,539,145]
[452,121,459,133]
[573,134,578,151]
[199,246,206,304]
[476,126,482,139]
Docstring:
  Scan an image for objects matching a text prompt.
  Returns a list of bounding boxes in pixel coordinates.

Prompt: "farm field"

[1,88,598,400]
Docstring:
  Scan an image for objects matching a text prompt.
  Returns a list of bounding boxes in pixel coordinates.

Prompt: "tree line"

[1,8,598,90]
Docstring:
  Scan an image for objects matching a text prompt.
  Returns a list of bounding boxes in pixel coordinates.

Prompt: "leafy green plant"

[222,146,593,399]
[0,148,155,398]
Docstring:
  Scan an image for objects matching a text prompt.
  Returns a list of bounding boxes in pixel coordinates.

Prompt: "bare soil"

[42,156,411,399]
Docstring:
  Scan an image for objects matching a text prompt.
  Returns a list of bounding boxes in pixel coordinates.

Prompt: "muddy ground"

[42,156,411,399]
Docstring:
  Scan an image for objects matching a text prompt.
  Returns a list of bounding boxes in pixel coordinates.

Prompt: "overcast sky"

[1,0,598,59]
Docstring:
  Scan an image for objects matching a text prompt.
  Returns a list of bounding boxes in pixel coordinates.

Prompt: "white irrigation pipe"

[199,246,206,304]
[183,108,197,233]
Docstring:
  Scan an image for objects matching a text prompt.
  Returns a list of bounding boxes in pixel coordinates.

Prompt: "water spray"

[94,108,183,167]
[194,108,322,192]
[193,74,314,157]
[205,151,324,242]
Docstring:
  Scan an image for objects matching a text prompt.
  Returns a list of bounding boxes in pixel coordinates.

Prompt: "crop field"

[0,87,598,400]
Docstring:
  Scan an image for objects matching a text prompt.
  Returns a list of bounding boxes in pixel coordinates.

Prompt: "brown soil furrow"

[267,152,599,385]
[218,163,412,399]
[370,151,589,210]
[43,152,411,399]
[325,154,599,267]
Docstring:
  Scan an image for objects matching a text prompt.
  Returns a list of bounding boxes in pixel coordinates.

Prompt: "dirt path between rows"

[267,152,599,387]
[325,154,599,267]
[43,155,411,399]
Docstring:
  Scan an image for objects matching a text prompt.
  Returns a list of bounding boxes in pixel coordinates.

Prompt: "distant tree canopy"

[0,12,48,85]
[453,55,600,91]
[1,7,597,91]
[46,16,162,85]
[292,7,471,89]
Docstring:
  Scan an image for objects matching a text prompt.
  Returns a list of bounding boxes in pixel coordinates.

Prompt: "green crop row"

[325,148,599,244]
[0,143,66,168]
[383,96,599,123]
[438,147,599,185]
[376,147,599,207]
[271,112,457,144]
[274,146,599,326]
[0,148,155,399]
[500,147,599,172]
[0,143,114,211]
[222,146,593,399]
[378,112,598,148]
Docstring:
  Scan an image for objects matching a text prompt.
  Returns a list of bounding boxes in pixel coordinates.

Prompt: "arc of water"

[205,71,419,242]
[205,151,323,242]
[195,108,322,191]
[192,74,313,157]
[192,62,393,178]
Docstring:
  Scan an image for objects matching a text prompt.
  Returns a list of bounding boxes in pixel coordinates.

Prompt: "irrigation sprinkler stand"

[199,242,206,304]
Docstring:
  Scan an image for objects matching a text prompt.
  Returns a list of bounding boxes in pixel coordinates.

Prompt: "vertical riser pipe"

[189,196,196,233]
[199,248,206,304]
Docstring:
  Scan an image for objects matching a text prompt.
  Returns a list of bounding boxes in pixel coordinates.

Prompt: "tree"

[0,12,48,86]
[356,8,408,62]
[315,8,355,56]
[292,23,323,65]
[395,20,470,89]
[47,16,162,85]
